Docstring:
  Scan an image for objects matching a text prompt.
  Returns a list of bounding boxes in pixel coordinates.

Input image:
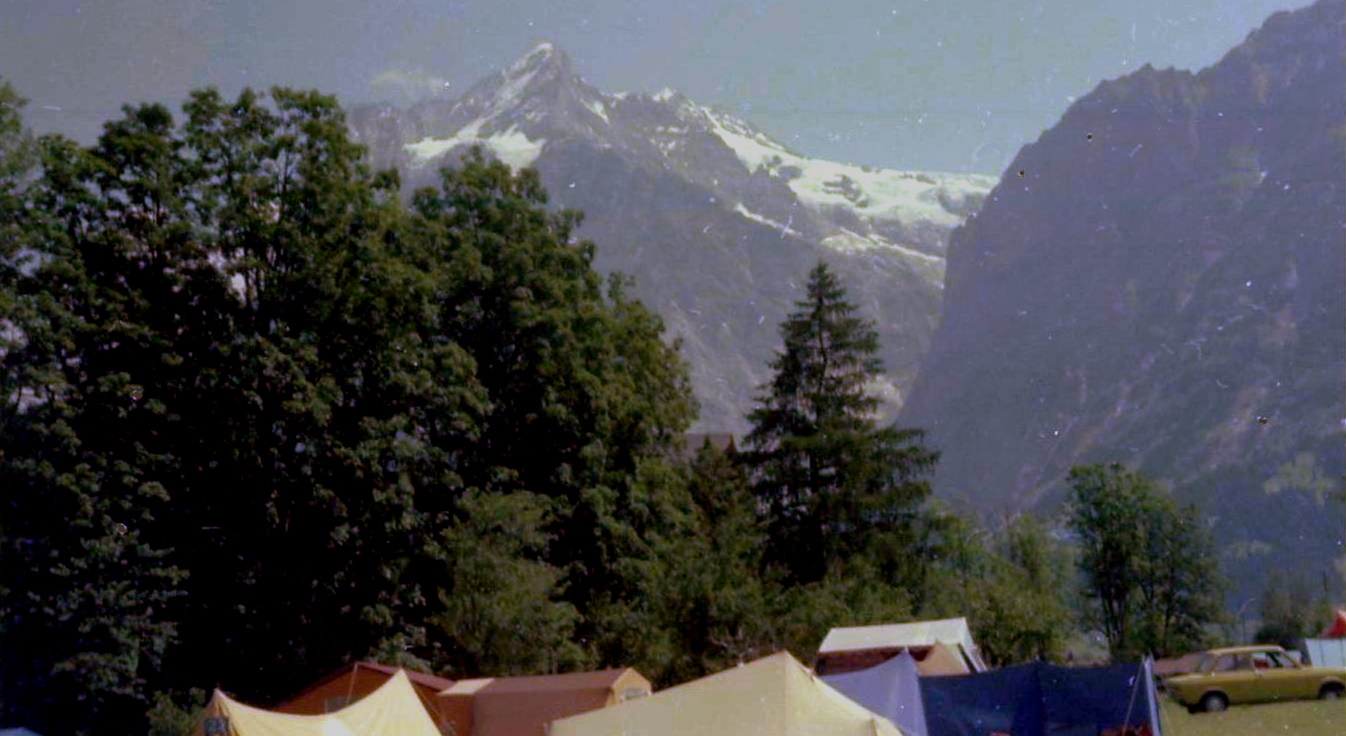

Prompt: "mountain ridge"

[349,42,994,432]
[900,0,1345,599]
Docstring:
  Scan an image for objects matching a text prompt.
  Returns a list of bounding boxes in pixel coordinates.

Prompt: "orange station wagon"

[1164,645,1346,713]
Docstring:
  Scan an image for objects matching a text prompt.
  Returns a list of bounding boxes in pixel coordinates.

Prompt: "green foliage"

[919,511,1074,666]
[770,573,912,661]
[1263,452,1340,506]
[635,435,932,687]
[1067,462,1225,660]
[1,89,189,736]
[1,87,695,734]
[743,261,937,586]
[639,440,773,685]
[428,490,587,676]
[146,689,208,736]
[1253,572,1328,651]
[0,77,35,197]
[410,151,695,620]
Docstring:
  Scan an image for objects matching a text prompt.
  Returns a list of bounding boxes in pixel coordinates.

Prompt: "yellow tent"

[196,669,441,736]
[549,651,905,736]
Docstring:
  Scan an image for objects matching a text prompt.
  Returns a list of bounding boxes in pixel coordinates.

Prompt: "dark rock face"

[349,43,993,433]
[901,0,1345,598]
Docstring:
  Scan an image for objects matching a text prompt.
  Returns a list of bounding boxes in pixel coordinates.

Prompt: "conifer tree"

[744,261,937,585]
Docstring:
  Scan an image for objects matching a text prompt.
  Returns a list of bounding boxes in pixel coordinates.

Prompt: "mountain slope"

[900,0,1345,598]
[348,44,993,432]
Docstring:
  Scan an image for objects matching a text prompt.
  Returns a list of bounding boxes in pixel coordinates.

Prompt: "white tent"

[818,618,988,673]
[549,651,904,736]
[196,669,441,736]
[1306,638,1346,668]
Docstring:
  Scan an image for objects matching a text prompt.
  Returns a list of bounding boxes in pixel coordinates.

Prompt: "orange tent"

[438,668,651,736]
[275,662,454,732]
[195,670,441,736]
[1321,609,1346,638]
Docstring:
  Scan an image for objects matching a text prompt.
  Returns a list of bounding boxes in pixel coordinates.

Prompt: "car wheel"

[1200,692,1228,713]
[1320,684,1344,700]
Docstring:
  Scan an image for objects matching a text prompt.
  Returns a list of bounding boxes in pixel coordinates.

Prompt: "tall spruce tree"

[744,261,937,585]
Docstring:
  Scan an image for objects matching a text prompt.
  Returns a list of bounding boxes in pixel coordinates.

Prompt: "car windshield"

[1269,651,1300,669]
[1210,654,1254,672]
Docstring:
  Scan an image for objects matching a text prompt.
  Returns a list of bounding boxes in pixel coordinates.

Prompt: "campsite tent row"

[196,617,986,736]
[196,650,1162,736]
[190,615,1160,736]
[195,653,904,736]
[212,663,651,736]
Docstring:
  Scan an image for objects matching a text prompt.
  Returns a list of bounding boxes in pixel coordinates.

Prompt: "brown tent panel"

[275,662,455,733]
[438,668,651,736]
[913,642,970,676]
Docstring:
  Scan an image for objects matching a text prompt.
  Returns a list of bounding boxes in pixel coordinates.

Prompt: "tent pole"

[346,663,360,709]
[1120,659,1142,736]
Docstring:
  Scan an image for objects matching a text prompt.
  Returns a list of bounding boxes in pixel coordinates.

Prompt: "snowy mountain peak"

[505,40,570,81]
[350,43,998,436]
[652,87,683,104]
[394,43,601,169]
[516,40,556,63]
[378,43,993,243]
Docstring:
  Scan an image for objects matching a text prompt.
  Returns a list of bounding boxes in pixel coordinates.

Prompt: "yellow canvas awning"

[550,651,904,736]
[198,669,441,736]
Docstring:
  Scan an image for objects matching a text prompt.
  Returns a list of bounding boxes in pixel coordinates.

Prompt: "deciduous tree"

[1067,462,1224,659]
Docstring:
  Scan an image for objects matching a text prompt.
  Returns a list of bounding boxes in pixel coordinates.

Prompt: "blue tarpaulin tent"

[919,659,1161,736]
[825,654,1161,736]
[823,650,928,736]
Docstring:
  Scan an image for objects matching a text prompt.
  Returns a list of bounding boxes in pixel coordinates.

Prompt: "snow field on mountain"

[733,203,804,238]
[819,229,943,264]
[701,106,992,229]
[787,161,990,229]
[405,122,546,170]
[584,98,610,124]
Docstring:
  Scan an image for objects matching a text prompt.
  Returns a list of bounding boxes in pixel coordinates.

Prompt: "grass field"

[1158,695,1345,736]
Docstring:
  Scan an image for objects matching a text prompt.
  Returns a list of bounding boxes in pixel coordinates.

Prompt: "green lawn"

[1158,695,1345,736]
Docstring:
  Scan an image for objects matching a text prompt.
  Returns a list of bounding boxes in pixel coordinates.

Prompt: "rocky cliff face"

[348,43,993,433]
[900,0,1345,598]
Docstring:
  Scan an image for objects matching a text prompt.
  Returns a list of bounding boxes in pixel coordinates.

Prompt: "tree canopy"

[0,85,694,735]
[1067,462,1225,659]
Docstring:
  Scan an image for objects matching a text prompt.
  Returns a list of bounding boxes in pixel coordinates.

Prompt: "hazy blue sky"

[0,0,1314,173]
